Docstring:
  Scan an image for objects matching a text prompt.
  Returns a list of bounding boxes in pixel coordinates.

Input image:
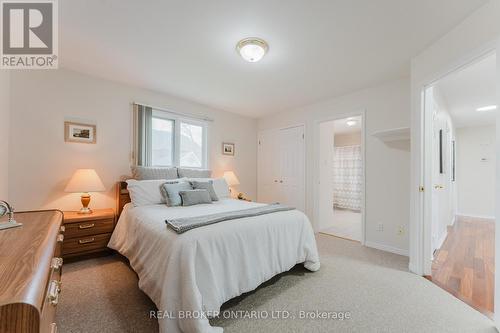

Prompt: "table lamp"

[65,169,105,214]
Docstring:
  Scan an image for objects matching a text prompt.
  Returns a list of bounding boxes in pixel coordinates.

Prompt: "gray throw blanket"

[166,203,295,234]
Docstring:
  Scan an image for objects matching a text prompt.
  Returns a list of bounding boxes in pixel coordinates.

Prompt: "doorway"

[318,116,364,242]
[424,53,497,317]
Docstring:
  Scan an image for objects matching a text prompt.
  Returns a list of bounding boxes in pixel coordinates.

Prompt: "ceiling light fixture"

[236,38,268,63]
[346,119,357,127]
[476,105,498,112]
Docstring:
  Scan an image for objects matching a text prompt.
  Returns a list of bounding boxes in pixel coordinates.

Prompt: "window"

[151,117,174,166]
[180,122,204,168]
[134,104,209,168]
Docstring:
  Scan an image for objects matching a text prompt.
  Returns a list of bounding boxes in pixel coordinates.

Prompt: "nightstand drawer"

[62,232,112,255]
[64,218,114,238]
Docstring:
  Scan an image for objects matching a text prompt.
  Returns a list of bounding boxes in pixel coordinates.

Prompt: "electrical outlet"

[398,225,405,236]
[377,223,384,232]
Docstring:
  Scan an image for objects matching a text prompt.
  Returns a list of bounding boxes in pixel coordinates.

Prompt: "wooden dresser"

[0,210,64,333]
[62,209,115,260]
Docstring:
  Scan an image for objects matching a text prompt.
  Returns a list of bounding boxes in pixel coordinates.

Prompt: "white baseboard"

[436,231,448,252]
[456,213,495,220]
[432,216,455,257]
[450,215,456,226]
[365,241,409,257]
[408,261,421,275]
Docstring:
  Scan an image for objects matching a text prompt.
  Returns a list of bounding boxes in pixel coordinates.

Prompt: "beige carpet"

[56,235,496,332]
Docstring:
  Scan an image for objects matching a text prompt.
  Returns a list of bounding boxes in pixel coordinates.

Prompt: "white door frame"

[409,40,498,276]
[313,110,367,245]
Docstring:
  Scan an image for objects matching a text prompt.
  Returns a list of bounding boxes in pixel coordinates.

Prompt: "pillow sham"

[177,168,212,179]
[162,181,193,207]
[126,179,168,207]
[190,180,218,201]
[131,166,178,180]
[179,189,212,206]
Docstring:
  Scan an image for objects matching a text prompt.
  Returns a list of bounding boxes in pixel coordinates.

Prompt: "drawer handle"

[47,280,61,306]
[79,223,95,229]
[60,225,65,233]
[57,234,64,243]
[79,237,95,244]
[51,257,63,270]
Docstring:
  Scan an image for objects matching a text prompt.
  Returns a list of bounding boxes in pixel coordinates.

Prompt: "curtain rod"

[132,102,214,122]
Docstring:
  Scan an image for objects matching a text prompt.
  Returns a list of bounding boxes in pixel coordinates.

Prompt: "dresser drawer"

[40,259,62,333]
[62,232,112,255]
[64,218,114,238]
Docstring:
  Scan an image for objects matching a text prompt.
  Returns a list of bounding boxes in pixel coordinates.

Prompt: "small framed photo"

[64,121,96,144]
[222,142,235,156]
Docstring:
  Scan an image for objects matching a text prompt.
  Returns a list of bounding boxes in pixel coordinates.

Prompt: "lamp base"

[78,193,93,214]
[78,207,93,214]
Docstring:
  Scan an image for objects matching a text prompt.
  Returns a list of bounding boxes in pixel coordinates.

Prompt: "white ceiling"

[60,0,488,118]
[435,54,497,128]
[334,116,362,135]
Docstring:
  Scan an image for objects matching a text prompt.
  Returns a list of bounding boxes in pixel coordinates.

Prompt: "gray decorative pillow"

[159,179,184,202]
[177,168,212,178]
[131,166,178,180]
[190,180,218,201]
[179,189,212,206]
[162,181,193,206]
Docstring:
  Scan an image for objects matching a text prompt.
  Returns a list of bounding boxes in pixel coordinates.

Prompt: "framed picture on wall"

[222,142,235,156]
[64,121,96,144]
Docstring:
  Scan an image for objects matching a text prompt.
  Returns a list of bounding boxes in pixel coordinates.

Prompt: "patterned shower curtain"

[333,145,362,211]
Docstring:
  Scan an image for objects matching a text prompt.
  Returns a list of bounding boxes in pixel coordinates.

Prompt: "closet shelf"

[371,127,410,142]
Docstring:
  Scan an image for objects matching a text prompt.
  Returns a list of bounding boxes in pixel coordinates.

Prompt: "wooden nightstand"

[62,208,115,260]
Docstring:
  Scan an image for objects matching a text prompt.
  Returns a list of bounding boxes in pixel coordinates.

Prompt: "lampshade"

[223,171,240,186]
[65,169,105,193]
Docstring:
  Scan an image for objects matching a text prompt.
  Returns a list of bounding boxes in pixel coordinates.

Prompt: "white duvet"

[108,199,320,333]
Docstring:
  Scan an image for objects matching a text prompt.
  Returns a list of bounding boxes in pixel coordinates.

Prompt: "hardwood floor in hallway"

[431,216,495,317]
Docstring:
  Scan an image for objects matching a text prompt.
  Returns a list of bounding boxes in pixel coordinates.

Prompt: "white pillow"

[126,179,171,207]
[187,177,230,199]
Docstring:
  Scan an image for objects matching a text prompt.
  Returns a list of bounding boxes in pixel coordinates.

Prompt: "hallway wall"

[456,125,496,218]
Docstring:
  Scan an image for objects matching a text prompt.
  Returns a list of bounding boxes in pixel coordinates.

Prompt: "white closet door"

[257,130,281,203]
[258,126,305,211]
[279,126,305,211]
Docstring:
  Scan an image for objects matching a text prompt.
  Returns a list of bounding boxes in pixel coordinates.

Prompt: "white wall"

[258,78,411,255]
[9,69,257,211]
[410,0,500,275]
[0,70,9,200]
[456,125,496,218]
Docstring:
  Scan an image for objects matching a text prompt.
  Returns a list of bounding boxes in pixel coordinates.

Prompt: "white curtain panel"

[333,145,362,211]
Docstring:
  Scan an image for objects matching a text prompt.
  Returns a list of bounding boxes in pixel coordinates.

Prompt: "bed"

[108,181,320,333]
